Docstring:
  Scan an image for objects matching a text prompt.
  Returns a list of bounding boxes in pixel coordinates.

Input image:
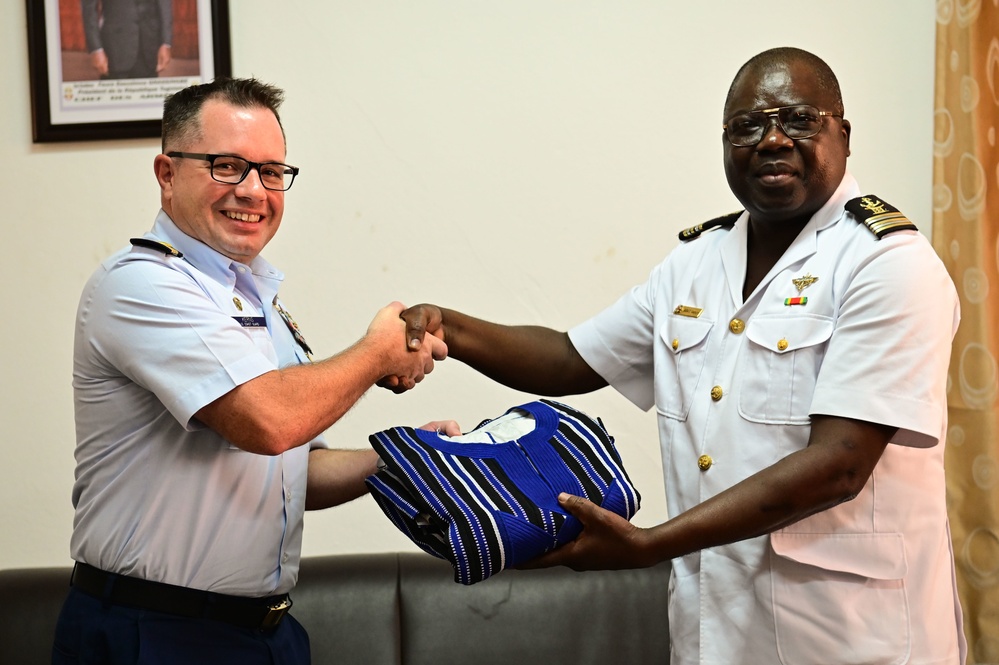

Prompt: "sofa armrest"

[0,566,71,665]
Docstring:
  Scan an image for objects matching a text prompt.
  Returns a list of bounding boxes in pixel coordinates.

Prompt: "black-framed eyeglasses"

[723,105,842,147]
[166,152,300,191]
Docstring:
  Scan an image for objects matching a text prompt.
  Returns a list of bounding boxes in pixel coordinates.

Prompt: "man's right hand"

[395,302,607,397]
[367,302,447,393]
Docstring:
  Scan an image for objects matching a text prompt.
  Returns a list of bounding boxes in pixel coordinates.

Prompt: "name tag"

[233,316,267,328]
[673,305,703,318]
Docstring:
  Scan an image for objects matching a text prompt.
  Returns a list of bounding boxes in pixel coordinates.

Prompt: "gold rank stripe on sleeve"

[678,211,741,242]
[129,237,184,258]
[844,195,918,239]
[862,213,917,236]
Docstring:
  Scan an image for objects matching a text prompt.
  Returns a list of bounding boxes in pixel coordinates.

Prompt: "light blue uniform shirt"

[71,210,325,596]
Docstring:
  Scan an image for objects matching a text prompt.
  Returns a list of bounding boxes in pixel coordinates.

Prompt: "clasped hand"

[373,302,447,393]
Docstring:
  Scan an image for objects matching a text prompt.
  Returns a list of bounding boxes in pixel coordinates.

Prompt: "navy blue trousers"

[51,588,311,665]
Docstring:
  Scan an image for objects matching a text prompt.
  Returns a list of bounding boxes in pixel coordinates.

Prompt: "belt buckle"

[259,596,292,630]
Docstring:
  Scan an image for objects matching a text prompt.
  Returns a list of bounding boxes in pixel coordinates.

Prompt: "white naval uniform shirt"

[570,174,966,665]
[71,210,324,597]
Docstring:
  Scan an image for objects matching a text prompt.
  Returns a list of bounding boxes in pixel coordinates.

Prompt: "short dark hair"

[724,47,844,118]
[161,77,286,152]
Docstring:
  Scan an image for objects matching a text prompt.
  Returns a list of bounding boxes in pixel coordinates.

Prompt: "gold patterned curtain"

[933,1,999,661]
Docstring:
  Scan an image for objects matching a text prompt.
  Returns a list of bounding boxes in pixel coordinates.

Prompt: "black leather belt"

[71,562,292,631]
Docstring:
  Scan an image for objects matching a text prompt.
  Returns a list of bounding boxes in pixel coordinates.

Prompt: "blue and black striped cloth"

[365,399,641,584]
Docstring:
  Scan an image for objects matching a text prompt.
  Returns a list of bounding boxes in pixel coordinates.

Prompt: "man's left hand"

[417,420,462,436]
[519,493,657,571]
[157,44,172,73]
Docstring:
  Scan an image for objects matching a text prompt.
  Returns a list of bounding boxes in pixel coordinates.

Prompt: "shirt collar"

[148,209,285,289]
[721,171,861,303]
[730,170,861,234]
[810,170,861,233]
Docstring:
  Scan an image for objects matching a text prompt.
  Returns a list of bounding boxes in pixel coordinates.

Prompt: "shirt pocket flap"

[659,316,714,354]
[771,531,907,580]
[745,314,834,354]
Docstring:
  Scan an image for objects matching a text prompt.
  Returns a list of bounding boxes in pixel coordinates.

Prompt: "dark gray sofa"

[0,552,671,664]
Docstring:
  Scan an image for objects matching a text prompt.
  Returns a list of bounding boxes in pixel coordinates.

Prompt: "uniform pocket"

[655,316,714,420]
[738,315,833,424]
[770,531,910,665]
[243,325,279,365]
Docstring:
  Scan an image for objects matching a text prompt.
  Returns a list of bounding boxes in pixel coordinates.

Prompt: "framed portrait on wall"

[26,0,232,143]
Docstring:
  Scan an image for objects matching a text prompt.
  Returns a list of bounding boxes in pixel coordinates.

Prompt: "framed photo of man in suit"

[26,0,232,142]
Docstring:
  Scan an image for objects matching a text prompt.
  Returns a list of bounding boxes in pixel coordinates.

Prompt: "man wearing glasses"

[53,77,449,664]
[401,47,966,664]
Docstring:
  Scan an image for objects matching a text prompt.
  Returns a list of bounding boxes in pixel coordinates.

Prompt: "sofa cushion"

[396,552,670,665]
[293,553,401,664]
[1,553,671,665]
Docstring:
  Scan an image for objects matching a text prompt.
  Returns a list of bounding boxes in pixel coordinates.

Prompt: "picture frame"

[26,0,232,143]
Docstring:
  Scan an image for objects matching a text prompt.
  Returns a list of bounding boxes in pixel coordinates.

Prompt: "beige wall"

[0,2,935,569]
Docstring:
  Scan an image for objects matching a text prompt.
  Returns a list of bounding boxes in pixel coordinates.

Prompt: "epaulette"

[130,237,184,258]
[678,211,741,242]
[844,196,918,239]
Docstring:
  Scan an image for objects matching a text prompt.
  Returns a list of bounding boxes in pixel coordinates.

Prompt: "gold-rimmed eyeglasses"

[723,105,842,147]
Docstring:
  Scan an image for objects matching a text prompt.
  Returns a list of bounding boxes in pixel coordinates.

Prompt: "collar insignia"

[791,274,818,292]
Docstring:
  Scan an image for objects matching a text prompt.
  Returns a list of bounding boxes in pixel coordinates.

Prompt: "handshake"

[373,303,449,393]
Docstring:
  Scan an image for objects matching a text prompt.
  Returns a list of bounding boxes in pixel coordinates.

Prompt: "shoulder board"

[844,196,918,239]
[130,237,183,258]
[678,211,741,242]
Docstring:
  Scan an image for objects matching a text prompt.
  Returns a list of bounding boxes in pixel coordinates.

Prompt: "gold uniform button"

[777,338,789,351]
[672,338,679,351]
[710,386,723,401]
[729,319,745,334]
[697,454,713,471]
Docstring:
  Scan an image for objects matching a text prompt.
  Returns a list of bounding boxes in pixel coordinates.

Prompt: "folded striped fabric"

[365,399,641,584]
